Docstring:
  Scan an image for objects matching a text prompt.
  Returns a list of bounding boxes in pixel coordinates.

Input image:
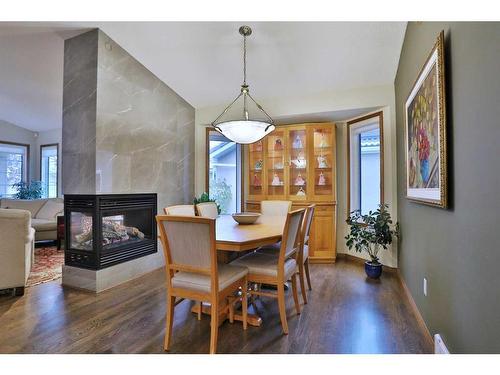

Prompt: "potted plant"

[12,181,43,200]
[193,192,221,214]
[345,204,399,279]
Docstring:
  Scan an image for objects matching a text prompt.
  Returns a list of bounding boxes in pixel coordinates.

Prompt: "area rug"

[26,246,65,287]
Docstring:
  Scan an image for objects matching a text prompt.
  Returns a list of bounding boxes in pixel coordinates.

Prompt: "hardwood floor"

[0,258,432,354]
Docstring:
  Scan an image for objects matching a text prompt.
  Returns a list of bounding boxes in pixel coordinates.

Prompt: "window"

[40,144,58,198]
[206,129,242,214]
[0,141,29,198]
[347,112,384,216]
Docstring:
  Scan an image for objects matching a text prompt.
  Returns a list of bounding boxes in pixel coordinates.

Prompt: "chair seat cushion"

[31,218,57,231]
[171,263,247,293]
[231,252,297,279]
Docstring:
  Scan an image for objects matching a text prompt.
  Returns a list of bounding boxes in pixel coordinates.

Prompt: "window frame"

[0,140,30,197]
[346,111,384,218]
[39,143,59,198]
[205,127,244,213]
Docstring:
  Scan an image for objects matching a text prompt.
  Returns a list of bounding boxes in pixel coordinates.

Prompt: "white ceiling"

[0,22,406,132]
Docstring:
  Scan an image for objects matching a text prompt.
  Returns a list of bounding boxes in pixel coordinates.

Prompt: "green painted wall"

[395,22,500,353]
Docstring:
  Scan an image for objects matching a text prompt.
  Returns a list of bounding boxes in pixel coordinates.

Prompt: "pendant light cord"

[243,34,247,86]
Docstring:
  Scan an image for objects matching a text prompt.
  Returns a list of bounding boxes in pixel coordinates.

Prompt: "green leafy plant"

[194,192,222,215]
[208,178,233,214]
[12,180,43,200]
[345,204,399,264]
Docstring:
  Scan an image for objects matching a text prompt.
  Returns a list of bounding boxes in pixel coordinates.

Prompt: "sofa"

[0,198,64,241]
[0,208,35,295]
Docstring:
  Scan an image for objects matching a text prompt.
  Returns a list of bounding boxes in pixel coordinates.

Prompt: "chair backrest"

[196,202,219,219]
[261,200,292,216]
[299,204,315,262]
[302,204,315,245]
[164,205,196,216]
[156,215,217,287]
[279,209,305,263]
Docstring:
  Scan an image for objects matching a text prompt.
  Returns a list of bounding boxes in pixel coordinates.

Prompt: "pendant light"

[212,25,275,144]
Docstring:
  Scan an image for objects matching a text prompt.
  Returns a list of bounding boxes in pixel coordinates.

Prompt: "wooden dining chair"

[196,202,219,219]
[298,204,315,304]
[230,208,305,335]
[164,204,196,216]
[156,215,248,354]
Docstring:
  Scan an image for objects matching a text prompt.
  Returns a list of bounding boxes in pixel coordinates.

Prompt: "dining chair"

[196,202,219,219]
[230,208,305,335]
[260,200,292,216]
[164,204,196,216]
[258,204,315,304]
[156,215,248,354]
[298,204,315,303]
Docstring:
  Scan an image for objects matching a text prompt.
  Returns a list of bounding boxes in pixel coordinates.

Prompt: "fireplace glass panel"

[70,211,93,250]
[101,209,152,250]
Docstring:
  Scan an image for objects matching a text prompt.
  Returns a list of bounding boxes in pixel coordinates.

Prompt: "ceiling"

[0,22,406,132]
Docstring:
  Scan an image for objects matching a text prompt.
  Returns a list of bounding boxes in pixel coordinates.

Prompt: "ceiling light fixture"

[211,25,275,144]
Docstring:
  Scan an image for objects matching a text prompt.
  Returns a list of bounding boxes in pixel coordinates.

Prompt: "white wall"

[195,84,399,267]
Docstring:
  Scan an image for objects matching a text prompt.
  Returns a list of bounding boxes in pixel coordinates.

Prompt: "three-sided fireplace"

[64,194,157,270]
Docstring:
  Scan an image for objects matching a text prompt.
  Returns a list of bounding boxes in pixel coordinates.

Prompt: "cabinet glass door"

[248,140,264,199]
[266,130,286,198]
[312,127,334,199]
[289,128,308,200]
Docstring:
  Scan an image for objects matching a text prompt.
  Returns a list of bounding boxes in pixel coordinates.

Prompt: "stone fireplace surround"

[61,29,195,292]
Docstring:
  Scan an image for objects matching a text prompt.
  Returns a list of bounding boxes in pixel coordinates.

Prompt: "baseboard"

[397,270,434,349]
[336,253,398,272]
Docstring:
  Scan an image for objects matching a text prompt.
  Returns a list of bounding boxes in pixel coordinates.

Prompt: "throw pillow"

[36,200,64,220]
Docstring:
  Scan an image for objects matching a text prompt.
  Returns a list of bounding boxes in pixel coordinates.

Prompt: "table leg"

[191,300,262,327]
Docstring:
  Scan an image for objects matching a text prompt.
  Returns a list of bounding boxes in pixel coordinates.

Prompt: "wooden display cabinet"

[245,122,337,263]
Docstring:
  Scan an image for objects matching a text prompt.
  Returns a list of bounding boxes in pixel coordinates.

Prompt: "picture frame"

[404,30,447,208]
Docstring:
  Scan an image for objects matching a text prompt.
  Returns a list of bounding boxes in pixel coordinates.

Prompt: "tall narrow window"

[0,141,29,198]
[40,144,58,198]
[206,129,242,214]
[347,112,384,216]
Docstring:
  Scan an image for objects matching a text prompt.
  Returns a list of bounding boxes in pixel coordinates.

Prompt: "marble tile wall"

[62,29,98,194]
[62,29,195,211]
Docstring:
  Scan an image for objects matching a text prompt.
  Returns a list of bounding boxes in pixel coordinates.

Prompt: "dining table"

[190,214,285,327]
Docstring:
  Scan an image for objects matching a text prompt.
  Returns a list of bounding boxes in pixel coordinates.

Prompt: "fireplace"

[64,194,157,270]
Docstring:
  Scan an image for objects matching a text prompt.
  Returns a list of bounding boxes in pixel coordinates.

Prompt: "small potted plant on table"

[345,204,399,279]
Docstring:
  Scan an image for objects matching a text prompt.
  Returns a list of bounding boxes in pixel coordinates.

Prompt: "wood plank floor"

[0,258,432,354]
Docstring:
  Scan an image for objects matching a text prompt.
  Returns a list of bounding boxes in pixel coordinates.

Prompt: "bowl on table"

[231,212,261,225]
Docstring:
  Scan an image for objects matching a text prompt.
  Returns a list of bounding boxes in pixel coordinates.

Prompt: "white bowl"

[231,212,261,225]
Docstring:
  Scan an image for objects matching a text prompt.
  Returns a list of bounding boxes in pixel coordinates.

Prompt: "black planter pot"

[364,261,382,279]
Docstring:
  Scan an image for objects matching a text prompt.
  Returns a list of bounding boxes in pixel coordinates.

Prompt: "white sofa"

[0,198,64,241]
[0,208,35,295]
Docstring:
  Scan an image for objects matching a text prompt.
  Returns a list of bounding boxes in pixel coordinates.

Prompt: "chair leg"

[164,294,175,351]
[304,259,312,291]
[291,273,301,315]
[242,282,248,331]
[228,298,235,323]
[209,302,219,354]
[298,263,308,305]
[197,301,202,321]
[277,283,289,335]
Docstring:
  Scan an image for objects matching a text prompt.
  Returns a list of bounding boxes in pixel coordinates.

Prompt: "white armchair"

[0,208,34,296]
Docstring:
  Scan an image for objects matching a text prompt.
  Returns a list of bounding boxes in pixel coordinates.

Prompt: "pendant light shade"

[212,25,275,144]
[214,120,275,145]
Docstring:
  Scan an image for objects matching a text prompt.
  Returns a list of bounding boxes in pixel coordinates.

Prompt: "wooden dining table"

[191,214,285,327]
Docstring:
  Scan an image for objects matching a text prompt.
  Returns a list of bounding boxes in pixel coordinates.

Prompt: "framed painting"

[405,31,447,208]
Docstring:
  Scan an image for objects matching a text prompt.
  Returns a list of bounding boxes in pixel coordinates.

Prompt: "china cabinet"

[245,122,337,263]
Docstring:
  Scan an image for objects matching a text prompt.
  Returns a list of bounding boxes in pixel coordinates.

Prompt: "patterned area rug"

[26,246,65,287]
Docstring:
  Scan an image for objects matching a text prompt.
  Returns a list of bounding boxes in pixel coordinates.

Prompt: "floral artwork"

[407,64,439,189]
[405,31,447,208]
